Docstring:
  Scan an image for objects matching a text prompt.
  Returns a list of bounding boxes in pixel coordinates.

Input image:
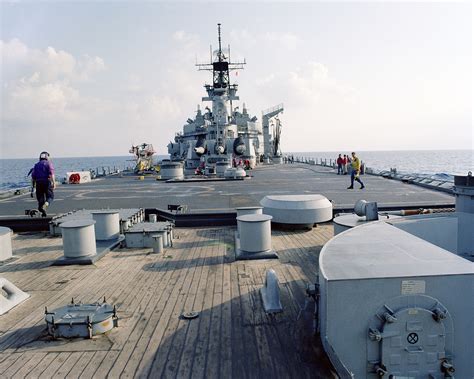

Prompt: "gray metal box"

[319,221,474,378]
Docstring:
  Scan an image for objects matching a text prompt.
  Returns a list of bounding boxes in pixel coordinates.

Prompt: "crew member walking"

[342,154,348,175]
[336,154,343,175]
[31,151,56,216]
[347,152,365,189]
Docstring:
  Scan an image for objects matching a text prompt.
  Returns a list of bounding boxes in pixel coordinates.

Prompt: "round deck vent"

[45,299,118,339]
[224,167,246,178]
[260,194,332,228]
[0,226,13,261]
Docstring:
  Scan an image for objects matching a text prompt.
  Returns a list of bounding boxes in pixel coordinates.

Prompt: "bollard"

[236,207,264,237]
[166,227,173,247]
[157,230,168,248]
[237,214,272,254]
[60,220,97,258]
[152,235,164,254]
[92,211,120,240]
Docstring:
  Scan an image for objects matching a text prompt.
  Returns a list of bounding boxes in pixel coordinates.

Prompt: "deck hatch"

[45,299,118,339]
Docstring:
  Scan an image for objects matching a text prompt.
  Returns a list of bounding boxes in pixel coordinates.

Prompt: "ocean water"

[295,149,473,179]
[0,150,472,191]
[0,155,165,192]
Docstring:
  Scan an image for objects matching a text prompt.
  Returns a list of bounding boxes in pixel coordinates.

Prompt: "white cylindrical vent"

[149,214,157,223]
[120,220,129,234]
[161,162,184,180]
[272,156,283,164]
[216,161,231,177]
[0,227,13,262]
[236,207,264,237]
[152,235,164,254]
[237,214,272,253]
[61,220,96,258]
[156,230,168,248]
[354,200,367,217]
[165,229,172,247]
[92,211,120,241]
[260,194,333,227]
[224,167,246,178]
[236,206,263,217]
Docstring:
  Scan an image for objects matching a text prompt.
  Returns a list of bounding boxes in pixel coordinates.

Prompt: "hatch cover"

[45,299,118,339]
[381,308,446,377]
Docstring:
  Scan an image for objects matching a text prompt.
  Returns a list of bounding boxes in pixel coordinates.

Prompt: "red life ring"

[69,173,81,184]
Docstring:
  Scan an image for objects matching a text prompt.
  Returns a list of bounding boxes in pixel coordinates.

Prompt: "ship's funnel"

[233,136,246,156]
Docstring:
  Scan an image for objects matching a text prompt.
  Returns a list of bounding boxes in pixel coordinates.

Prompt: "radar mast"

[196,23,246,91]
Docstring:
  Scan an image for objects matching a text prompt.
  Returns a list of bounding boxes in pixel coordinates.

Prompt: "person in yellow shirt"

[347,152,365,189]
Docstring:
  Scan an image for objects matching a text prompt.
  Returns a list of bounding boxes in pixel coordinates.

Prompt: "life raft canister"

[69,173,81,184]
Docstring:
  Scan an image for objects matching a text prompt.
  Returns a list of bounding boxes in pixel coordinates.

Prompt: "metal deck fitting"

[49,208,144,236]
[124,221,174,248]
[0,278,30,315]
[45,298,118,339]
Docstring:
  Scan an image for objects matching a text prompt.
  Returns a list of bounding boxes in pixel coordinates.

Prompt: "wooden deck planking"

[51,351,84,379]
[173,231,219,379]
[229,262,248,379]
[158,229,213,379]
[38,353,71,379]
[238,272,263,376]
[203,231,225,379]
[61,351,94,379]
[0,225,336,378]
[190,234,222,379]
[0,353,23,376]
[76,249,168,377]
[147,229,217,378]
[2,352,36,378]
[76,350,107,379]
[219,261,232,379]
[131,228,210,377]
[0,254,126,352]
[25,353,59,379]
[111,235,203,377]
[11,352,48,379]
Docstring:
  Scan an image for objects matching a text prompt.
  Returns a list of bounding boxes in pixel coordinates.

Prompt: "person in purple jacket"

[31,152,56,217]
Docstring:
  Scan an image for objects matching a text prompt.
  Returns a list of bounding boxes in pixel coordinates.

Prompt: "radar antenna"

[195,23,246,90]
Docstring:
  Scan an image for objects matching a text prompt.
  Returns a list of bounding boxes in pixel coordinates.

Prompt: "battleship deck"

[0,225,336,378]
[0,164,454,216]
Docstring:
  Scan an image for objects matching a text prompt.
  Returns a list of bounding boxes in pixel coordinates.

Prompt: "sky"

[0,1,472,158]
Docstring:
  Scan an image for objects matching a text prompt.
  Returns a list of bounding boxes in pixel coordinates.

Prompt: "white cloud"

[4,81,81,122]
[229,29,302,51]
[243,61,361,152]
[123,95,181,124]
[172,30,201,56]
[261,31,302,50]
[254,61,357,108]
[124,74,144,93]
[1,39,107,126]
[1,39,106,83]
[229,29,258,48]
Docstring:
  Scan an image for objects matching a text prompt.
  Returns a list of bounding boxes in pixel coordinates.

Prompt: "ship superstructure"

[167,24,283,175]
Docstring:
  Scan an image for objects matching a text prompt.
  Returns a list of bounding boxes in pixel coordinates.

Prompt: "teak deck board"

[0,224,336,378]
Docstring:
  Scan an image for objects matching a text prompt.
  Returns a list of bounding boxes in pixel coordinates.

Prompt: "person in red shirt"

[336,154,343,175]
[342,154,348,175]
